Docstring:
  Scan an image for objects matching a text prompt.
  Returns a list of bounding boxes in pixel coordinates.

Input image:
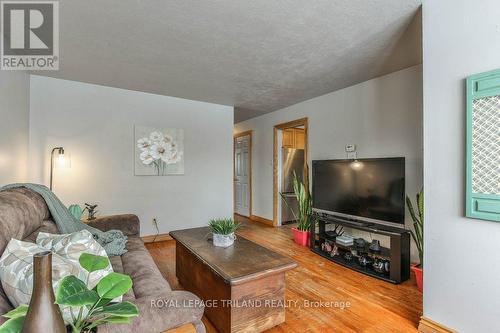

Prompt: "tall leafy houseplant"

[0,253,139,333]
[280,170,315,246]
[406,189,424,292]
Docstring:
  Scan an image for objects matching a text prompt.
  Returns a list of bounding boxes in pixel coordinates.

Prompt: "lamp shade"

[55,151,70,168]
[50,147,70,191]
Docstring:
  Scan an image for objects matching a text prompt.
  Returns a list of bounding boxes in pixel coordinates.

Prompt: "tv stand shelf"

[310,213,410,284]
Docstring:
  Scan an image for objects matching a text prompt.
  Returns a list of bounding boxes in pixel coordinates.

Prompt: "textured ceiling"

[34,0,422,122]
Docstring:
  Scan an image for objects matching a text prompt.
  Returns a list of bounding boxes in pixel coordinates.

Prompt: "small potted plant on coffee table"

[406,188,424,292]
[209,218,240,248]
[281,171,315,247]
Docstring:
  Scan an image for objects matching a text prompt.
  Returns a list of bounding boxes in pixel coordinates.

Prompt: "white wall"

[29,76,234,236]
[235,65,423,260]
[423,1,500,331]
[0,71,30,185]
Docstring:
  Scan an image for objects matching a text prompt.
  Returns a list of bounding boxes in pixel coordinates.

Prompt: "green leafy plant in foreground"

[208,218,240,235]
[0,305,28,332]
[280,170,315,232]
[406,188,424,267]
[0,253,139,333]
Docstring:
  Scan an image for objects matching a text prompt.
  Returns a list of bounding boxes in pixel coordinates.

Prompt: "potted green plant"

[208,218,240,247]
[0,253,139,333]
[406,188,424,292]
[281,171,315,246]
[68,204,83,220]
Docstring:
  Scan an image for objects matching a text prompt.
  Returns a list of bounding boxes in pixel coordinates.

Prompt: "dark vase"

[22,251,66,333]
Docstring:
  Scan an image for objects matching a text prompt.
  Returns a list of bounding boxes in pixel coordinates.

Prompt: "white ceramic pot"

[213,233,235,247]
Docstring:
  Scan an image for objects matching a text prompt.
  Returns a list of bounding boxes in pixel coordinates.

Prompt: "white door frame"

[234,130,252,217]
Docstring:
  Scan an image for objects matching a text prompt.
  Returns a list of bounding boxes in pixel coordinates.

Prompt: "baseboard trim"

[249,215,274,226]
[143,217,275,242]
[141,233,173,243]
[418,317,457,333]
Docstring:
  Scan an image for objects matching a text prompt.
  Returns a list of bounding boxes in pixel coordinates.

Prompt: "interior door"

[234,135,250,216]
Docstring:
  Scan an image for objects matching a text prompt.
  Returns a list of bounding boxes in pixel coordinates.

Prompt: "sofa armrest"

[87,214,140,236]
[97,291,205,333]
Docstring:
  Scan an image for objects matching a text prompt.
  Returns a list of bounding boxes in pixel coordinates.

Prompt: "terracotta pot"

[411,264,423,292]
[292,227,310,246]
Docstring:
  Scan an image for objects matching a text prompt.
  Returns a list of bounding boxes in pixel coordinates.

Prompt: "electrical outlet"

[345,144,356,152]
[151,218,160,242]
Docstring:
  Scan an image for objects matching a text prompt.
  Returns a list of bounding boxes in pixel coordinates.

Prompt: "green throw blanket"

[0,183,127,256]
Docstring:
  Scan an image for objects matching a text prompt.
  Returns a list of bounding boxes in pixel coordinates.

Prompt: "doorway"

[234,131,252,217]
[273,118,308,226]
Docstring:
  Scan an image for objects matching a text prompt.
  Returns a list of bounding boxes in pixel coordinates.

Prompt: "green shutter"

[466,69,500,222]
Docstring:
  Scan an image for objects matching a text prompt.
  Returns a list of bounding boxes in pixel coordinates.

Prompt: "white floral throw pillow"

[36,230,114,291]
[0,230,118,324]
[0,239,80,322]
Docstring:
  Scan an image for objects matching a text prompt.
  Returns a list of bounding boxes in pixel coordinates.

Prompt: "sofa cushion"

[118,236,171,298]
[109,256,136,301]
[5,188,50,220]
[107,236,170,302]
[23,220,61,243]
[0,189,50,254]
[0,286,12,325]
[98,291,205,333]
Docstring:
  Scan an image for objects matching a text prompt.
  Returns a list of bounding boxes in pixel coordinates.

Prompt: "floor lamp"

[49,147,68,191]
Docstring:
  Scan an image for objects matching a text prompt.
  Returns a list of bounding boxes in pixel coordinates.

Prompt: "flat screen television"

[312,157,405,225]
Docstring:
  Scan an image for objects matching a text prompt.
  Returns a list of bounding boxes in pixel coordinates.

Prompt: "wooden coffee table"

[170,227,297,333]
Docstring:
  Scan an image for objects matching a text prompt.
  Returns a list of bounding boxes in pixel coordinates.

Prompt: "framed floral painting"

[134,126,184,175]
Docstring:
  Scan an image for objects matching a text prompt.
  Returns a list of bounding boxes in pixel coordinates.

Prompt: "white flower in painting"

[150,131,164,143]
[139,150,155,165]
[137,137,152,151]
[162,134,174,144]
[150,140,183,164]
[150,141,171,162]
[166,149,183,164]
[163,142,182,164]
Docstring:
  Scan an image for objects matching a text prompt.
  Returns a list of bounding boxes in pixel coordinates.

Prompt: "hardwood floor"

[146,215,422,333]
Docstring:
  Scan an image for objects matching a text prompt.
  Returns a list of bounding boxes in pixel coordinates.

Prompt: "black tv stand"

[310,213,410,284]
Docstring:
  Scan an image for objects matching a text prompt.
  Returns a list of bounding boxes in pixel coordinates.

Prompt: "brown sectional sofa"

[0,187,205,333]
